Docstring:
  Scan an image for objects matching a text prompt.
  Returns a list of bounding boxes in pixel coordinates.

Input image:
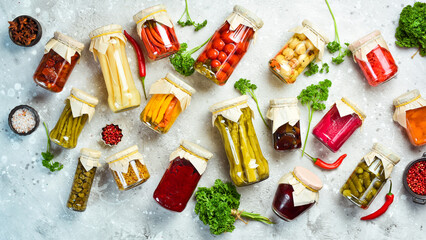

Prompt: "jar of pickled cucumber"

[67,148,101,212]
[269,20,329,84]
[50,88,98,149]
[209,95,269,186]
[140,73,195,134]
[340,143,400,209]
[106,145,150,191]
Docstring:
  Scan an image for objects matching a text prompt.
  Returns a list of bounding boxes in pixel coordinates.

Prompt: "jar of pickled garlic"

[340,143,400,209]
[67,148,101,212]
[89,24,141,112]
[209,95,269,186]
[140,73,195,134]
[153,140,213,212]
[266,98,301,151]
[349,30,398,87]
[393,90,426,146]
[106,145,150,191]
[50,88,98,149]
[133,4,180,60]
[194,5,263,85]
[269,20,329,84]
[312,97,366,152]
[33,32,84,92]
[272,166,322,221]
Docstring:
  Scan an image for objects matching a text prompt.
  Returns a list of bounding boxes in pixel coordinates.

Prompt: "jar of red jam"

[349,30,398,87]
[312,97,366,152]
[194,5,263,85]
[33,32,84,92]
[272,166,323,221]
[153,140,213,212]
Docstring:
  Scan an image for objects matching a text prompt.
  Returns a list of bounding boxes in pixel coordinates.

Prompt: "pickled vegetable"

[111,159,150,191]
[273,121,301,151]
[67,159,97,211]
[140,94,182,133]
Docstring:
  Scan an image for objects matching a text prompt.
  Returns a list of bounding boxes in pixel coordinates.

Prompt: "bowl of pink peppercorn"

[403,152,426,205]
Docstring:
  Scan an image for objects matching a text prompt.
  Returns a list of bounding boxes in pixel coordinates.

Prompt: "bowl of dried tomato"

[403,153,426,205]
[8,15,42,47]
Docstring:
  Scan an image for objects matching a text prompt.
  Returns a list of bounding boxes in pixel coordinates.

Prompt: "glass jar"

[349,30,398,87]
[269,20,329,84]
[194,5,263,85]
[50,88,98,149]
[89,24,141,112]
[312,97,366,152]
[140,73,195,134]
[106,145,150,191]
[340,143,400,209]
[272,166,323,221]
[133,4,180,60]
[67,148,101,212]
[153,140,213,212]
[209,95,269,186]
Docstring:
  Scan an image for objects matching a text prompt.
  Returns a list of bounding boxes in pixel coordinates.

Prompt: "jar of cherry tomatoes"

[133,4,180,60]
[194,5,263,85]
[393,90,426,146]
[33,32,84,92]
[349,30,398,87]
[312,97,366,152]
[153,140,213,212]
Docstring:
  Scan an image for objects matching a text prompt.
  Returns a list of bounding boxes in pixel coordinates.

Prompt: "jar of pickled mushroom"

[33,32,84,92]
[349,30,398,87]
[133,4,180,60]
[209,95,269,186]
[272,166,322,221]
[67,148,101,212]
[106,145,150,191]
[312,97,366,152]
[50,88,98,149]
[153,140,213,212]
[340,143,400,209]
[194,5,263,85]
[266,98,301,151]
[140,73,195,134]
[89,24,141,112]
[393,89,426,146]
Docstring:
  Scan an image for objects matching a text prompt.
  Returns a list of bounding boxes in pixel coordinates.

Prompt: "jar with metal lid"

[67,148,101,212]
[33,32,84,92]
[349,30,398,87]
[312,97,366,152]
[89,24,141,112]
[269,20,329,84]
[140,73,195,134]
[209,95,269,186]
[153,140,213,212]
[340,143,400,209]
[50,88,98,149]
[194,5,263,85]
[403,152,426,205]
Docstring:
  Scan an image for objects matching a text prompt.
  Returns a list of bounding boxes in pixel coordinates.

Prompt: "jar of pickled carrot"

[194,5,263,85]
[140,73,195,134]
[349,30,398,87]
[393,90,426,146]
[133,4,180,60]
[33,32,84,92]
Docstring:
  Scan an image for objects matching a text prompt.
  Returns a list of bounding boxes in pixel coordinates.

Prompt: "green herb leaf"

[325,0,351,64]
[304,61,319,76]
[320,63,330,73]
[170,38,210,76]
[178,0,207,31]
[41,122,63,172]
[327,41,341,53]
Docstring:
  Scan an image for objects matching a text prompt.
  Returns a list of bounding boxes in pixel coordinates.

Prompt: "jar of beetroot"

[403,153,426,204]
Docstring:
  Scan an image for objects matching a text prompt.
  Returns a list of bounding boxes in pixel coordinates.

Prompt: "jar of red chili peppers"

[349,30,398,87]
[194,5,263,85]
[133,4,180,60]
[33,32,84,92]
[403,153,426,204]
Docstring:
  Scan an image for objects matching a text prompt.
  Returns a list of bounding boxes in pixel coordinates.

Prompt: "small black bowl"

[8,15,42,47]
[403,153,426,205]
[8,105,40,136]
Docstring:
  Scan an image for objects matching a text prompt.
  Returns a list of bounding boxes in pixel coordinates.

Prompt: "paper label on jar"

[89,29,126,59]
[211,102,253,126]
[352,35,389,62]
[149,78,192,111]
[393,97,426,128]
[108,152,144,173]
[364,150,396,179]
[79,156,101,172]
[278,173,319,207]
[169,147,208,175]
[289,25,326,60]
[335,99,357,118]
[135,11,173,40]
[67,96,96,122]
[45,38,81,64]
[266,103,300,133]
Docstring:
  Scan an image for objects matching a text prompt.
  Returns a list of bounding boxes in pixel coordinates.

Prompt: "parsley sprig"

[177,0,207,31]
[325,0,351,64]
[304,62,329,76]
[170,37,210,76]
[41,122,63,172]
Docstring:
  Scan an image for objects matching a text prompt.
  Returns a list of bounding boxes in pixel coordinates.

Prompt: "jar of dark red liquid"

[312,97,366,152]
[153,140,213,212]
[403,153,426,205]
[272,166,323,221]
[33,32,84,92]
[194,5,263,85]
[349,30,398,87]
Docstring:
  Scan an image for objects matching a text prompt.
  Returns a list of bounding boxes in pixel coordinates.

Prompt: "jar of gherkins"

[340,143,400,209]
[50,88,98,149]
[209,95,269,186]
[67,148,101,212]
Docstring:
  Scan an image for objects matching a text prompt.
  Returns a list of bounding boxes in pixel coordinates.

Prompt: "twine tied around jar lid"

[363,143,400,179]
[44,32,84,64]
[133,4,173,39]
[89,24,126,58]
[392,90,426,128]
[336,97,366,122]
[348,30,390,62]
[169,140,213,175]
[225,5,263,43]
[209,95,253,125]
[79,148,101,171]
[67,88,98,122]
[266,98,300,133]
[106,145,144,173]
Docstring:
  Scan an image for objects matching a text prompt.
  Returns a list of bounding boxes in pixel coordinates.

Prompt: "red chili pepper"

[303,151,347,170]
[361,181,394,221]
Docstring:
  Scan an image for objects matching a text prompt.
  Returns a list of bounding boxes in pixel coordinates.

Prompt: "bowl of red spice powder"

[8,15,42,47]
[403,153,426,205]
